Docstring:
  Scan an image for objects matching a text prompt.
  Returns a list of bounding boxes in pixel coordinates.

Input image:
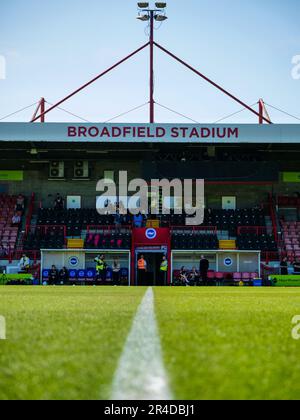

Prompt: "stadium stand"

[278,196,300,208]
[203,208,266,236]
[37,208,130,231]
[85,231,132,249]
[0,195,24,257]
[158,208,266,233]
[281,221,300,263]
[236,233,277,252]
[172,231,218,250]
[23,225,66,250]
[172,269,259,286]
[27,204,275,255]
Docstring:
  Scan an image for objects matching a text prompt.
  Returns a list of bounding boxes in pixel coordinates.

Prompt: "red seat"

[242,272,251,282]
[233,272,241,282]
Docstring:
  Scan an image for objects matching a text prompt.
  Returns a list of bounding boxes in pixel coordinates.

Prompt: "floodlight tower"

[137,2,168,123]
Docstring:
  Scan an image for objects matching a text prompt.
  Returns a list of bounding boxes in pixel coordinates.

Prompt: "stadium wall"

[1,159,300,208]
[1,173,300,209]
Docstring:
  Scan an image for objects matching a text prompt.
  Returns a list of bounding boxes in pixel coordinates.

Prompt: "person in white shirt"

[12,213,21,226]
[19,254,30,272]
[112,257,121,285]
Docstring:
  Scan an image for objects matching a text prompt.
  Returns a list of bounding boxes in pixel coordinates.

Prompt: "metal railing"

[171,226,218,234]
[237,226,268,236]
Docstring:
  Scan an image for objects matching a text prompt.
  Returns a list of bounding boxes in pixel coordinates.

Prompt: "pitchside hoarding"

[0,122,300,143]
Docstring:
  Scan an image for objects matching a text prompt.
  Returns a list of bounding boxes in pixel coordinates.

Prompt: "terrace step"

[146,220,160,228]
[219,239,236,250]
[67,239,84,249]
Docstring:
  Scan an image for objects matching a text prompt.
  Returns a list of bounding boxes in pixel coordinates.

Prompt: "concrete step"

[219,239,236,250]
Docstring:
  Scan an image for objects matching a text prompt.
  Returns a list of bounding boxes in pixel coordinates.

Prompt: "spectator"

[280,257,288,276]
[49,265,59,285]
[294,261,300,275]
[179,266,189,285]
[159,255,168,286]
[189,267,200,286]
[54,193,64,210]
[59,267,69,285]
[15,194,25,213]
[114,211,122,232]
[112,257,121,285]
[11,212,21,226]
[137,255,147,285]
[200,255,209,286]
[19,254,30,272]
[0,245,9,257]
[95,254,107,283]
[119,201,126,216]
[133,213,144,228]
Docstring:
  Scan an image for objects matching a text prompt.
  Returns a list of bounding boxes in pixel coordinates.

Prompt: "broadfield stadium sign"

[0,123,300,143]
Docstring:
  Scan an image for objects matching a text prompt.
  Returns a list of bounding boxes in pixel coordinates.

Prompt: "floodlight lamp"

[155,2,167,8]
[154,14,168,21]
[137,14,150,21]
[138,2,149,8]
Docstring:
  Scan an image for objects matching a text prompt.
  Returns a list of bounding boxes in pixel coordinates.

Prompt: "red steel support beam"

[31,97,46,122]
[259,99,264,124]
[149,11,155,123]
[259,98,272,125]
[40,97,45,123]
[154,42,272,124]
[32,43,150,122]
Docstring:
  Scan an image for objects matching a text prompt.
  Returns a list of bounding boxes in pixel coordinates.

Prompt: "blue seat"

[86,268,96,282]
[69,269,78,282]
[120,268,129,278]
[120,268,129,285]
[77,270,86,282]
[42,269,50,282]
[106,268,113,281]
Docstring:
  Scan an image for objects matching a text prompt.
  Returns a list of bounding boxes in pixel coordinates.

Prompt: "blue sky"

[0,0,299,123]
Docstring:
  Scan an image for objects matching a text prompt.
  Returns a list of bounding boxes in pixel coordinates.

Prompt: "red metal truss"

[154,42,272,124]
[258,98,272,124]
[31,97,46,122]
[32,42,150,122]
[31,26,272,125]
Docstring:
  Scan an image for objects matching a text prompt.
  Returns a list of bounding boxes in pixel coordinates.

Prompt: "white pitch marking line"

[111,287,173,401]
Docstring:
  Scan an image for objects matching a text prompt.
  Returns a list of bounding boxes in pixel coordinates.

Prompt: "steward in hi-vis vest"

[138,256,147,271]
[160,257,168,272]
[94,255,107,283]
[137,255,147,285]
[159,255,168,286]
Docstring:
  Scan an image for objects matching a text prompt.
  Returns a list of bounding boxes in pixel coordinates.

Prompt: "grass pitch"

[0,286,300,400]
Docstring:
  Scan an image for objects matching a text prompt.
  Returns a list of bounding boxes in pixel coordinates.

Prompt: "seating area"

[37,208,126,236]
[0,195,23,256]
[203,208,266,236]
[173,270,260,286]
[278,196,300,208]
[85,232,131,249]
[157,208,266,231]
[172,232,218,250]
[23,204,274,256]
[24,226,66,250]
[36,206,266,230]
[237,233,278,252]
[42,267,129,285]
[281,221,300,262]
